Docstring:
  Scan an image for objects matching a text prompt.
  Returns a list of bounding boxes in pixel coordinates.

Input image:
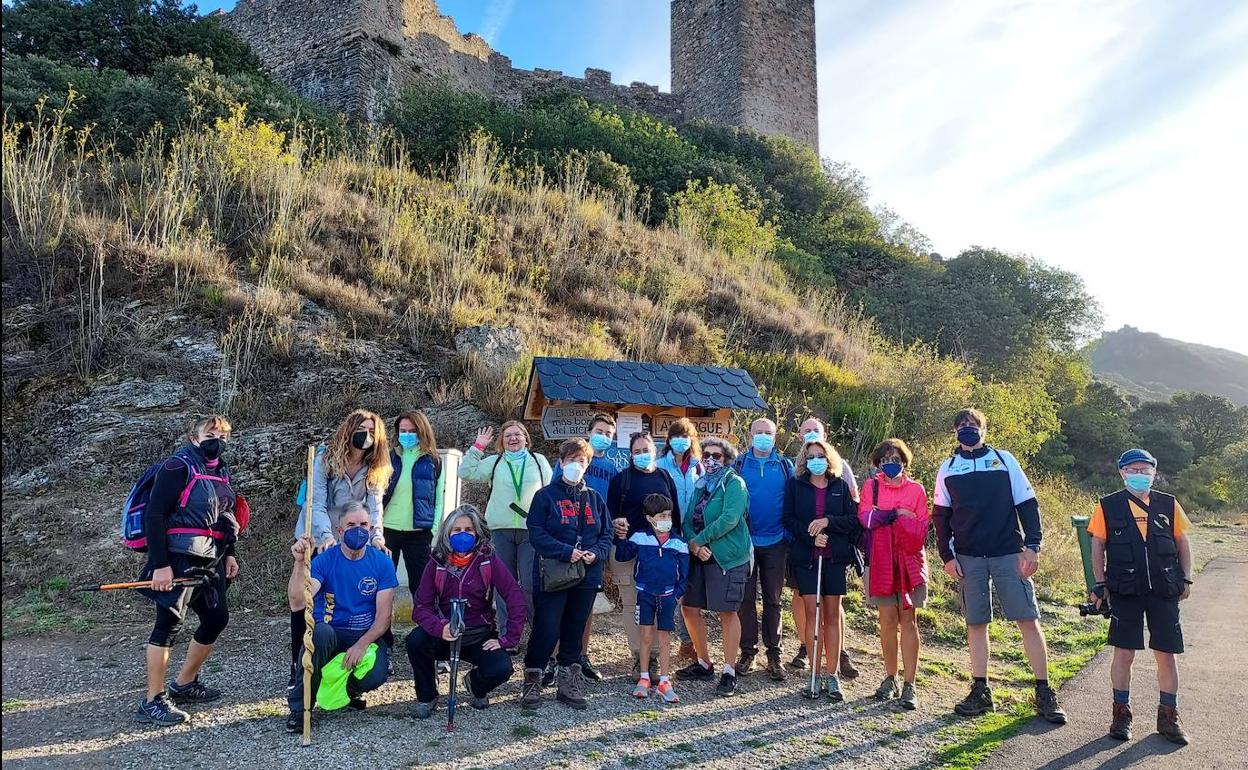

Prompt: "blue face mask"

[342,526,370,550]
[504,449,528,463]
[1124,473,1154,494]
[632,452,655,471]
[882,462,903,479]
[806,457,829,476]
[669,436,692,454]
[956,426,982,447]
[398,432,419,450]
[449,531,477,554]
[803,430,821,444]
[589,433,613,452]
[752,433,775,453]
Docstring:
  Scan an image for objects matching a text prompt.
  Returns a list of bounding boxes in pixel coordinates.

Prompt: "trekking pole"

[446,599,467,732]
[807,553,824,699]
[301,445,316,747]
[77,577,205,592]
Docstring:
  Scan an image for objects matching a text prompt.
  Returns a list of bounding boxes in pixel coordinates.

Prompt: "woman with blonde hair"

[459,420,552,643]
[383,409,444,598]
[783,439,862,702]
[287,409,392,687]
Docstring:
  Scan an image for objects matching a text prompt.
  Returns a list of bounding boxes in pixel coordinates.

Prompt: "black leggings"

[147,567,230,648]
[385,527,433,595]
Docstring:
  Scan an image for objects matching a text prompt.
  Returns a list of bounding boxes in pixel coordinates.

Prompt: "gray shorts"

[956,553,1039,625]
[863,570,928,608]
[683,559,750,613]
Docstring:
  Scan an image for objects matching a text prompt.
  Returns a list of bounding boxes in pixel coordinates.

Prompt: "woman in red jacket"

[859,438,929,710]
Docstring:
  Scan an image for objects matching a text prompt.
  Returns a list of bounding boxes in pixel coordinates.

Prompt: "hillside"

[1090,325,1248,406]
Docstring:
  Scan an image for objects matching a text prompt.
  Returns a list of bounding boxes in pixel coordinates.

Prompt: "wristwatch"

[1025,544,1041,554]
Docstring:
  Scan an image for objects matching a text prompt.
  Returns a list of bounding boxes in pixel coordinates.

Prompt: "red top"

[858,474,930,608]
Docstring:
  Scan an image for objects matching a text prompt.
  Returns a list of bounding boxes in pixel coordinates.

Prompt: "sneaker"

[412,700,436,720]
[520,668,543,709]
[436,660,451,675]
[1035,685,1067,724]
[135,693,189,726]
[580,655,604,682]
[874,674,899,701]
[541,658,557,688]
[765,654,788,681]
[800,676,825,700]
[790,644,808,671]
[735,650,756,676]
[470,695,490,710]
[556,664,589,710]
[954,681,995,717]
[656,680,680,704]
[715,672,738,697]
[167,677,221,704]
[899,681,918,710]
[347,695,367,710]
[1109,701,1132,740]
[839,650,859,680]
[284,711,301,733]
[1156,705,1189,745]
[825,675,844,703]
[675,661,715,681]
[633,676,652,699]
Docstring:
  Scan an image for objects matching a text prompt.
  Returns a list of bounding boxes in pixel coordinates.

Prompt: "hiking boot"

[347,696,366,710]
[790,644,808,670]
[839,650,859,680]
[412,700,436,720]
[715,672,738,697]
[167,677,221,704]
[633,676,652,699]
[520,668,543,709]
[800,677,824,699]
[825,675,844,703]
[1109,702,1132,740]
[541,658,557,688]
[580,655,604,682]
[656,679,680,704]
[556,664,588,710]
[675,661,715,681]
[1156,705,1189,745]
[954,681,995,717]
[735,650,756,676]
[677,640,697,665]
[135,693,189,726]
[874,674,900,701]
[284,711,301,733]
[765,653,788,681]
[470,695,490,711]
[899,681,918,710]
[1035,685,1068,724]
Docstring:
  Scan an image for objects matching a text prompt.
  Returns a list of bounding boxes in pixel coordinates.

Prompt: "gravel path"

[2,612,974,770]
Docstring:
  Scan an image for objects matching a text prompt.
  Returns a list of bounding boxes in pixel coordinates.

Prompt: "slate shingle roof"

[531,357,766,410]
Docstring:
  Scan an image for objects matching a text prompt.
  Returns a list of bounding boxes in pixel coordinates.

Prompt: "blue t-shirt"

[311,545,399,631]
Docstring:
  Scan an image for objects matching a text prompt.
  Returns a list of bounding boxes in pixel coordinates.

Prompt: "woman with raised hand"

[459,420,552,644]
[287,409,391,692]
[408,504,526,718]
[859,438,929,710]
[382,410,444,599]
[783,438,862,702]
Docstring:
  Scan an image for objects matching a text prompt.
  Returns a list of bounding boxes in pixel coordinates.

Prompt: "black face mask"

[199,438,223,461]
[351,430,375,451]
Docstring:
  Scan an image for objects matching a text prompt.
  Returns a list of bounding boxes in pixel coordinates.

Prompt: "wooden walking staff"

[301,445,315,746]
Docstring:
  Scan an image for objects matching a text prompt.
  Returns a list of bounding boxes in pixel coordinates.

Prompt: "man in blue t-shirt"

[286,502,398,731]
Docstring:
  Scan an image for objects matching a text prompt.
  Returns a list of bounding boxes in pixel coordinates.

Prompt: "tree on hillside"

[2,0,260,76]
[1168,392,1248,460]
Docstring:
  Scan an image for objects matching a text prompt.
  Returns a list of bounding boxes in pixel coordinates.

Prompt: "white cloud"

[480,0,517,46]
[815,0,1248,354]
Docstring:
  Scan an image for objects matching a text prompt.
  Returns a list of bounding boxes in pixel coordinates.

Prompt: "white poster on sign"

[615,411,645,448]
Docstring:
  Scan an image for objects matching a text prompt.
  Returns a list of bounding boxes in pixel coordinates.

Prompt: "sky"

[199,0,1248,354]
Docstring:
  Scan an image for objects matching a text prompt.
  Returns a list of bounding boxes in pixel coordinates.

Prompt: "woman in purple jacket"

[407,504,526,718]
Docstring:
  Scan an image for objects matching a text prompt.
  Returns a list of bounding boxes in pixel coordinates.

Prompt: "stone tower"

[671,0,819,151]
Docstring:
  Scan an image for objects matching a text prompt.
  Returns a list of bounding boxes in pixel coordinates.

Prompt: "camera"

[1078,602,1110,618]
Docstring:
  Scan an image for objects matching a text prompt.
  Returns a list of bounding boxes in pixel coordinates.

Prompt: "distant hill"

[1090,326,1248,406]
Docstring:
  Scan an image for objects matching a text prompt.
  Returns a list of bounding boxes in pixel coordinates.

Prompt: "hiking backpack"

[121,454,248,552]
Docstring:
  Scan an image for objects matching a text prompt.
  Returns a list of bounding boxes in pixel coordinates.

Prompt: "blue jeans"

[287,623,390,713]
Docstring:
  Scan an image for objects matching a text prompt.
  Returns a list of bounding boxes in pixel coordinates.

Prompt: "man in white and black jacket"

[933,408,1067,725]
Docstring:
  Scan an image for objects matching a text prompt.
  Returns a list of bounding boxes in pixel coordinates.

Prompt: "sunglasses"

[704,451,724,460]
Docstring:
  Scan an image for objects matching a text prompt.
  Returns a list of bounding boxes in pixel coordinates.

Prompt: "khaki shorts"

[863,570,928,608]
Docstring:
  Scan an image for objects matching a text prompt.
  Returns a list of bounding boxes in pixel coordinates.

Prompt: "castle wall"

[671,0,744,130]
[738,0,819,150]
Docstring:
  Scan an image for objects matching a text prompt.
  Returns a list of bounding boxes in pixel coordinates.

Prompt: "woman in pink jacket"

[858,438,929,710]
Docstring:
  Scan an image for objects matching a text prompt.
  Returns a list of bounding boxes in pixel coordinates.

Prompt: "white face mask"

[562,461,586,484]
[653,519,673,534]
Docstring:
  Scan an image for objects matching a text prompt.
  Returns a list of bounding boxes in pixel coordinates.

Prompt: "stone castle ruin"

[221,0,819,150]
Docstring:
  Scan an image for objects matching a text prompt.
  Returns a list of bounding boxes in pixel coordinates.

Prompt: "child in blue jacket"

[615,493,689,703]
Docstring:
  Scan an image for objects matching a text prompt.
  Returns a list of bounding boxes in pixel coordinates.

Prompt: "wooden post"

[302,445,315,746]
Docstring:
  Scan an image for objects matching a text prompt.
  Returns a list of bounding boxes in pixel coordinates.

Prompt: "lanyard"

[506,454,527,526]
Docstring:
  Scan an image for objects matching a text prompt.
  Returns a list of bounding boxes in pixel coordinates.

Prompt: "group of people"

[132,405,1194,746]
